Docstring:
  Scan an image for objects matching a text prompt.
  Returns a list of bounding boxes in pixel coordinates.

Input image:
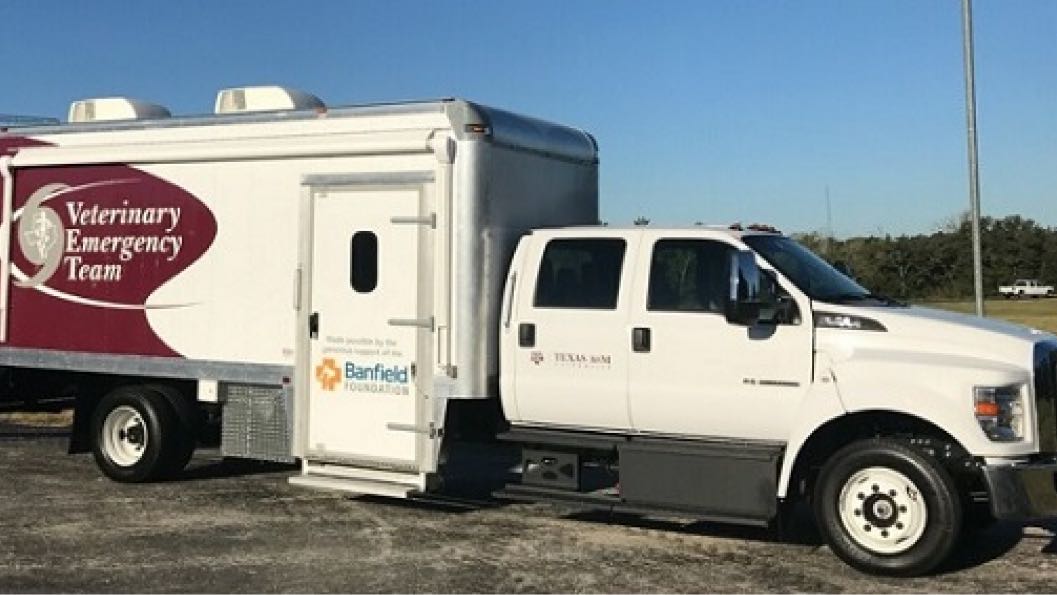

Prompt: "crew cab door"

[626,233,813,440]
[506,233,636,430]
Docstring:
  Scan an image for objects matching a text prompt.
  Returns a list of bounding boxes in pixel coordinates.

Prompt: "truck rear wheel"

[91,386,193,482]
[813,439,962,576]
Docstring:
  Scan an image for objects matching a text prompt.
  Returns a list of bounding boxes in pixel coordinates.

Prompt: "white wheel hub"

[102,405,148,467]
[837,466,927,555]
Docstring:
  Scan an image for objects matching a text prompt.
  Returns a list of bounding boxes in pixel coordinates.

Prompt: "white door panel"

[628,235,812,441]
[304,187,424,464]
[511,235,635,430]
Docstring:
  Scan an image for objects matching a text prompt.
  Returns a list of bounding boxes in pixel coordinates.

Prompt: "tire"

[813,439,962,576]
[145,384,197,476]
[90,386,191,482]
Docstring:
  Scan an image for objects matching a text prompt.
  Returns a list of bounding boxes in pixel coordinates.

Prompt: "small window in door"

[648,239,732,313]
[534,238,626,309]
[350,231,378,293]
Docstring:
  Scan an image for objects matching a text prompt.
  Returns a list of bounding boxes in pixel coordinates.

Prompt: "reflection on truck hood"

[814,302,1054,368]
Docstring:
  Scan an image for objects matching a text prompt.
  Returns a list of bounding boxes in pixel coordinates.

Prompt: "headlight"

[974,385,1025,441]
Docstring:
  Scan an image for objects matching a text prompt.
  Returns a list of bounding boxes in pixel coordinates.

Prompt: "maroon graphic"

[1,136,217,356]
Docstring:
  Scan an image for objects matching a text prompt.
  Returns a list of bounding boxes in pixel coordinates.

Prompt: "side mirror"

[725,250,779,326]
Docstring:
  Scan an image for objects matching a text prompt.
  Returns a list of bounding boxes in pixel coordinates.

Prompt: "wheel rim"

[837,466,928,555]
[101,405,148,467]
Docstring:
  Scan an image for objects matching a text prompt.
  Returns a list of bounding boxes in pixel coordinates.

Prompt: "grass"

[918,297,1057,335]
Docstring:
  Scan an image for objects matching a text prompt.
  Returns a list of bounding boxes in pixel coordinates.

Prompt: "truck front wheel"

[813,439,962,576]
[91,386,192,482]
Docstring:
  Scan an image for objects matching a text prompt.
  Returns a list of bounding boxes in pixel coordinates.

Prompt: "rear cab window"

[534,238,626,309]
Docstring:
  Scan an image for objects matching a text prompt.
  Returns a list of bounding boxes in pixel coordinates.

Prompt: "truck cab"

[498,224,1057,576]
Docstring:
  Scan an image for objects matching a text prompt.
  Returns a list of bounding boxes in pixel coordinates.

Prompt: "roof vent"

[68,97,171,123]
[214,86,325,114]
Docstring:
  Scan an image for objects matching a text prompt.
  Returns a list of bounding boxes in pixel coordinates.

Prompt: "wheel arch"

[781,410,973,501]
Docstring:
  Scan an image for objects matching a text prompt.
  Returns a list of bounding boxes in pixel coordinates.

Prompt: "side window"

[350,231,378,293]
[534,238,626,309]
[647,239,732,314]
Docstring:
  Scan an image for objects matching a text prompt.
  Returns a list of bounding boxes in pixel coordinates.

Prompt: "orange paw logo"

[315,358,341,391]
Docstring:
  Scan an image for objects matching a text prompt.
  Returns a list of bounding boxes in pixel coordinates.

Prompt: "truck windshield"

[742,235,890,305]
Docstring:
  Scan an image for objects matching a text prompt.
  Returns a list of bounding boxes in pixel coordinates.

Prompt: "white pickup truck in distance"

[999,279,1054,298]
[498,224,1057,576]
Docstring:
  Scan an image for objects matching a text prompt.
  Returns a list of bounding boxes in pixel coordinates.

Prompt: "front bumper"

[982,461,1057,520]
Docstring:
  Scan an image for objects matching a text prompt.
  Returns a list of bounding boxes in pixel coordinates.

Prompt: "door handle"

[519,323,536,348]
[309,312,319,339]
[632,327,651,352]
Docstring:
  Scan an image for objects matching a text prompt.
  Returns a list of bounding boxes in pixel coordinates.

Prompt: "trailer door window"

[534,239,625,309]
[350,231,378,293]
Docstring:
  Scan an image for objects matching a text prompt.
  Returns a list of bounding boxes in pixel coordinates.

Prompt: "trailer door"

[298,176,432,479]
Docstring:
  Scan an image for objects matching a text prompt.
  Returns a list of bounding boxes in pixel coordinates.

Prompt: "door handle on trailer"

[632,327,651,352]
[519,323,536,348]
[309,312,319,339]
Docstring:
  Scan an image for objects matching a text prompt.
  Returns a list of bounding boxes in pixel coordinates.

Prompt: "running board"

[496,483,771,528]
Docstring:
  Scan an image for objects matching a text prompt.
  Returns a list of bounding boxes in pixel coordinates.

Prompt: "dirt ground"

[1,420,1056,593]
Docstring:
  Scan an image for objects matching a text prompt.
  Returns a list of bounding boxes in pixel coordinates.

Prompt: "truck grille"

[1035,341,1057,454]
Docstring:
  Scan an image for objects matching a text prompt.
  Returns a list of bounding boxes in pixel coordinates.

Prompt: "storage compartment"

[618,439,781,522]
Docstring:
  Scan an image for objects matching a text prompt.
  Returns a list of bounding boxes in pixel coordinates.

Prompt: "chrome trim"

[4,99,599,166]
[452,102,598,164]
[303,452,420,475]
[0,346,291,384]
[5,99,449,136]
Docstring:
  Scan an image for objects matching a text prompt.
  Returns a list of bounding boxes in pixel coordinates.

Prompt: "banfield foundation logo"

[315,357,341,391]
[11,168,217,310]
[314,359,411,395]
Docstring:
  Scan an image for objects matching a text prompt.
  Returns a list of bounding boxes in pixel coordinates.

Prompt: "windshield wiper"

[822,292,906,307]
[865,292,907,307]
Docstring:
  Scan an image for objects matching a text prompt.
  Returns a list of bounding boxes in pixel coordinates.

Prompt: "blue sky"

[3,1,1054,237]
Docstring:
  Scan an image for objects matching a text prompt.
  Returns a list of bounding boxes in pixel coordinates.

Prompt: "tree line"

[793,214,1057,300]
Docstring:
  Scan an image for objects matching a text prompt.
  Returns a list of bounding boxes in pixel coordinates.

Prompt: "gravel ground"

[1,421,1056,593]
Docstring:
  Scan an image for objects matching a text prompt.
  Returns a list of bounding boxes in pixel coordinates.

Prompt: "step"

[289,473,422,499]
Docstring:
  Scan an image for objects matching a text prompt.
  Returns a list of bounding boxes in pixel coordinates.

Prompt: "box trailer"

[0,87,597,493]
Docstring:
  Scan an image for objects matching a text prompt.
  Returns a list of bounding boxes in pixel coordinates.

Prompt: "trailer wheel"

[813,439,962,576]
[145,384,197,476]
[91,386,188,482]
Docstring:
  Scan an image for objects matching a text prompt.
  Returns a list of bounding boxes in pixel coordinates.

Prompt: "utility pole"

[824,185,833,258]
[961,0,986,316]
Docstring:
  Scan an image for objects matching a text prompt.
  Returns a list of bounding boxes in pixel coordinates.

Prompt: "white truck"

[1,88,1056,577]
[999,279,1055,298]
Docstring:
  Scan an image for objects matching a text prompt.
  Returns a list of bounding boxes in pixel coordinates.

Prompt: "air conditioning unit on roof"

[68,97,171,123]
[214,86,325,115]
